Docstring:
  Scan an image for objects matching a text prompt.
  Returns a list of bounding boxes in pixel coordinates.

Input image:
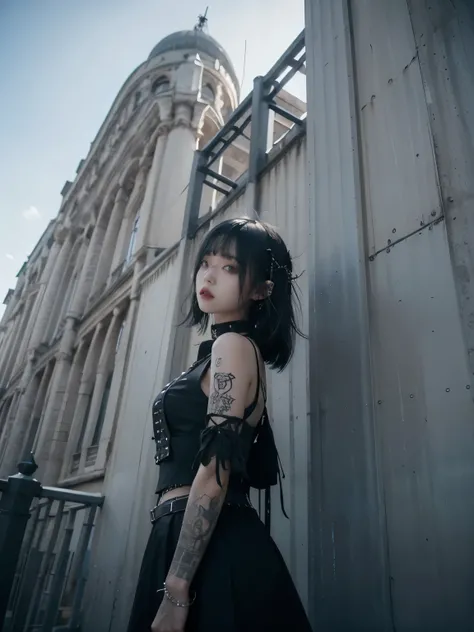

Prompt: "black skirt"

[127,502,312,632]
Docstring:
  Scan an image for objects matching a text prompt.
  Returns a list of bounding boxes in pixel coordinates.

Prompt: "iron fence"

[0,459,104,632]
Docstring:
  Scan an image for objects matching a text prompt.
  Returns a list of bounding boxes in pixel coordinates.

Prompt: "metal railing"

[183,29,306,238]
[0,456,104,632]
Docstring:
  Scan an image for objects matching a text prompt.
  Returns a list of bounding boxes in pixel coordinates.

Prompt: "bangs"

[194,218,270,287]
[201,231,240,263]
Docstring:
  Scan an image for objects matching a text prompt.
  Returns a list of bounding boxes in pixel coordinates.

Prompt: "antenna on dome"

[195,7,209,32]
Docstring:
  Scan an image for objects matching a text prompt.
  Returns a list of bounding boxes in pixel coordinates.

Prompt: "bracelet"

[157,583,196,608]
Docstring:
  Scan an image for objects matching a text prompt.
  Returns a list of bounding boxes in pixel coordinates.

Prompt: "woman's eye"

[224,265,237,273]
[200,259,208,268]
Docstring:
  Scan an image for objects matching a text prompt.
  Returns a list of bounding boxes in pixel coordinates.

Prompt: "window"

[133,91,141,110]
[116,322,126,353]
[202,83,215,102]
[75,395,92,454]
[125,213,140,265]
[152,77,170,95]
[90,373,113,447]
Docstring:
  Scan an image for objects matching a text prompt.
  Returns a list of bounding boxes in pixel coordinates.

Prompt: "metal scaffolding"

[183,29,306,238]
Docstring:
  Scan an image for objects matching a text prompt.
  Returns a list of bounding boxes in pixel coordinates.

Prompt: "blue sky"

[0,0,304,318]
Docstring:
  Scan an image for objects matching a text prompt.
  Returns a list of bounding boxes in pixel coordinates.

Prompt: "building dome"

[148,30,239,93]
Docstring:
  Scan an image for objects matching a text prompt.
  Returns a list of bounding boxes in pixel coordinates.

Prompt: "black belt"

[150,494,253,524]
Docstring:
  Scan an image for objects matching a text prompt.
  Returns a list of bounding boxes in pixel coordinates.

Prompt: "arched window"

[90,372,113,447]
[116,321,126,353]
[75,395,92,454]
[133,91,141,110]
[125,213,140,265]
[152,76,170,95]
[202,83,215,102]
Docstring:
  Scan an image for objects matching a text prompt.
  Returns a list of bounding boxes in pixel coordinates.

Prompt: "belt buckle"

[150,499,176,524]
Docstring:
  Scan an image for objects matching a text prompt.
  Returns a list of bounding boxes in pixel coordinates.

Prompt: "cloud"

[22,206,41,221]
[5,254,14,260]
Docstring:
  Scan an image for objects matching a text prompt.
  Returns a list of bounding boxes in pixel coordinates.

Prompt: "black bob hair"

[182,217,306,371]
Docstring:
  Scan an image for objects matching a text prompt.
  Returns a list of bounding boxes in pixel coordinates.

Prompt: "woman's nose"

[203,268,215,283]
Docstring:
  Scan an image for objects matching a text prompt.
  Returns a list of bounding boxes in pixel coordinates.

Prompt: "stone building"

[3,2,474,630]
[0,27,305,486]
[0,24,307,631]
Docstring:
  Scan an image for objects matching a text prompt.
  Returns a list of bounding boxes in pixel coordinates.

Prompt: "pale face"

[195,252,253,324]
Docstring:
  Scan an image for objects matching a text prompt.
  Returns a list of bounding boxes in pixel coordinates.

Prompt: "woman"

[127,217,312,632]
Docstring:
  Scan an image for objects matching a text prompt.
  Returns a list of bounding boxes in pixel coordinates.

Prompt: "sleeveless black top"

[151,322,286,517]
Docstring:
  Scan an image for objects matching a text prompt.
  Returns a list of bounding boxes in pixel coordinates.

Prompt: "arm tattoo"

[168,491,225,582]
[209,372,235,414]
[215,357,222,367]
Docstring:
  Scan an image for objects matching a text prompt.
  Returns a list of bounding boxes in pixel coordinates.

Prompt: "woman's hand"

[150,596,189,632]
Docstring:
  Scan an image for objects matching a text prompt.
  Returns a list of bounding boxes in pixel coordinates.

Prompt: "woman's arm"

[166,332,255,595]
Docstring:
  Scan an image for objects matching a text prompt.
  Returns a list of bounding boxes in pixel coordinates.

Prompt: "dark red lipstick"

[199,288,214,299]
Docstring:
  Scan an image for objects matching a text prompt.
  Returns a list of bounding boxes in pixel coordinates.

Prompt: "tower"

[0,26,240,483]
[128,26,240,252]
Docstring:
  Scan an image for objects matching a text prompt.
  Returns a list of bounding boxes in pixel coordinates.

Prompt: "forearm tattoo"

[209,358,235,414]
[167,356,236,583]
[168,490,225,582]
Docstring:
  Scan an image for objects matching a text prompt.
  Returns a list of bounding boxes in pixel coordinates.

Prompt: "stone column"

[0,390,20,475]
[0,321,15,384]
[11,291,38,376]
[146,110,198,249]
[90,188,129,297]
[0,371,39,475]
[134,124,170,254]
[0,305,27,385]
[64,323,105,472]
[33,317,76,484]
[0,398,12,443]
[28,230,72,349]
[44,340,88,484]
[22,360,54,457]
[0,324,9,359]
[64,237,88,318]
[110,165,148,276]
[44,232,86,343]
[79,309,122,467]
[69,195,113,319]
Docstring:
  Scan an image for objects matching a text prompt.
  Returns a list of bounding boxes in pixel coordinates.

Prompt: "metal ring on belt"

[150,495,253,524]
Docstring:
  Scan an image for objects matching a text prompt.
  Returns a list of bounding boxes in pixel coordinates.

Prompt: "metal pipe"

[202,94,253,155]
[263,30,305,86]
[268,102,304,126]
[40,485,104,506]
[205,115,252,167]
[203,180,232,196]
[267,52,307,100]
[203,168,238,189]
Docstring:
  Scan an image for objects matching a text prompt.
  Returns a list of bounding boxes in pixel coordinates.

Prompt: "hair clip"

[266,248,296,282]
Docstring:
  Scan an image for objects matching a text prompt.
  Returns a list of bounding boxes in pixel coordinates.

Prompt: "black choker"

[211,320,251,340]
